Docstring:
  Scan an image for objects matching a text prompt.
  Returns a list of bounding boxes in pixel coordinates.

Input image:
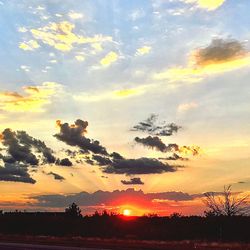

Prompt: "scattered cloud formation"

[155,38,250,83]
[54,119,108,155]
[20,21,112,52]
[0,82,61,112]
[136,46,151,56]
[132,114,181,136]
[121,177,144,185]
[100,51,118,66]
[182,0,226,11]
[178,102,198,112]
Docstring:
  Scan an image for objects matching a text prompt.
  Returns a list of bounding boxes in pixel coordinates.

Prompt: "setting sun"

[123,209,131,216]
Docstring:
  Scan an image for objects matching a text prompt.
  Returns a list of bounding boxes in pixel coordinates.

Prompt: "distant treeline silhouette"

[0,205,249,242]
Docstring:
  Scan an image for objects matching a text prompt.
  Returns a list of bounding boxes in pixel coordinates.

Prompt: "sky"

[0,0,249,216]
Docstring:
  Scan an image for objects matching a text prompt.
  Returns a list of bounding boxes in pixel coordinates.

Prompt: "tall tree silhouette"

[65,202,82,217]
[203,185,249,216]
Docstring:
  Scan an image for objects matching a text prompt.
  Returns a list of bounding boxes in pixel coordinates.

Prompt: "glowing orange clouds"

[0,82,61,112]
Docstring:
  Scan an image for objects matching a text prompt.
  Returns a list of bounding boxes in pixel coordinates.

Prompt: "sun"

[123,209,131,216]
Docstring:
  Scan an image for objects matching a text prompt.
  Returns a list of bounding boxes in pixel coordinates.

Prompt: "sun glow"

[123,209,132,216]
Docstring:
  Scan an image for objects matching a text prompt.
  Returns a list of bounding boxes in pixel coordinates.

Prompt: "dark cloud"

[135,136,178,152]
[31,188,194,208]
[121,177,144,185]
[132,114,181,136]
[1,129,39,165]
[110,152,124,160]
[103,157,179,175]
[0,129,56,166]
[0,162,35,184]
[159,153,188,161]
[195,38,247,66]
[16,131,56,164]
[56,158,73,167]
[92,155,113,166]
[47,172,65,181]
[54,119,108,155]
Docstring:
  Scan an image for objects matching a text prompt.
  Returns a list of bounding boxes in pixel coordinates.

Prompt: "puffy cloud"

[0,82,62,112]
[54,119,108,155]
[1,129,39,166]
[47,171,65,181]
[0,128,56,166]
[0,162,35,184]
[178,102,198,112]
[182,0,226,11]
[154,38,250,83]
[194,39,247,66]
[103,157,178,175]
[20,21,112,52]
[121,177,144,185]
[135,46,151,56]
[132,114,181,136]
[100,51,118,66]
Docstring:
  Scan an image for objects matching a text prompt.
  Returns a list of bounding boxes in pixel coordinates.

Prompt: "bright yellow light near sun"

[155,55,250,82]
[123,209,132,216]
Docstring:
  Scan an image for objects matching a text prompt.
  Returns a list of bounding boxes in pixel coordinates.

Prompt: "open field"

[0,236,250,250]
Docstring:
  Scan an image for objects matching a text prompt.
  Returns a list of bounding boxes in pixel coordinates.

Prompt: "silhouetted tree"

[203,185,249,216]
[65,202,82,217]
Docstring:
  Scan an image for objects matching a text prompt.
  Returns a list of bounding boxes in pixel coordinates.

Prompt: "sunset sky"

[0,0,249,216]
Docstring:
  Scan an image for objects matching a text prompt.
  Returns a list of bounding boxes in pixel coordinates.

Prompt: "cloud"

[100,51,118,66]
[47,171,65,181]
[178,102,198,112]
[56,158,73,167]
[134,136,200,156]
[0,128,56,166]
[159,153,188,161]
[54,119,108,155]
[135,46,151,56]
[132,114,181,136]
[0,82,62,112]
[103,157,179,175]
[19,40,40,51]
[0,162,35,184]
[20,21,112,52]
[31,188,194,208]
[135,136,178,152]
[68,11,83,19]
[74,85,148,102]
[154,38,250,83]
[121,177,144,185]
[182,0,226,11]
[75,55,85,61]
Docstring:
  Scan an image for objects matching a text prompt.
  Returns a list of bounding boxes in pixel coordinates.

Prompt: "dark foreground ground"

[0,236,250,250]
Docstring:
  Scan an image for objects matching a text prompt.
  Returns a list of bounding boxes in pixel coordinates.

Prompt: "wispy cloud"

[100,51,119,66]
[0,82,62,112]
[135,46,151,56]
[19,21,112,52]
